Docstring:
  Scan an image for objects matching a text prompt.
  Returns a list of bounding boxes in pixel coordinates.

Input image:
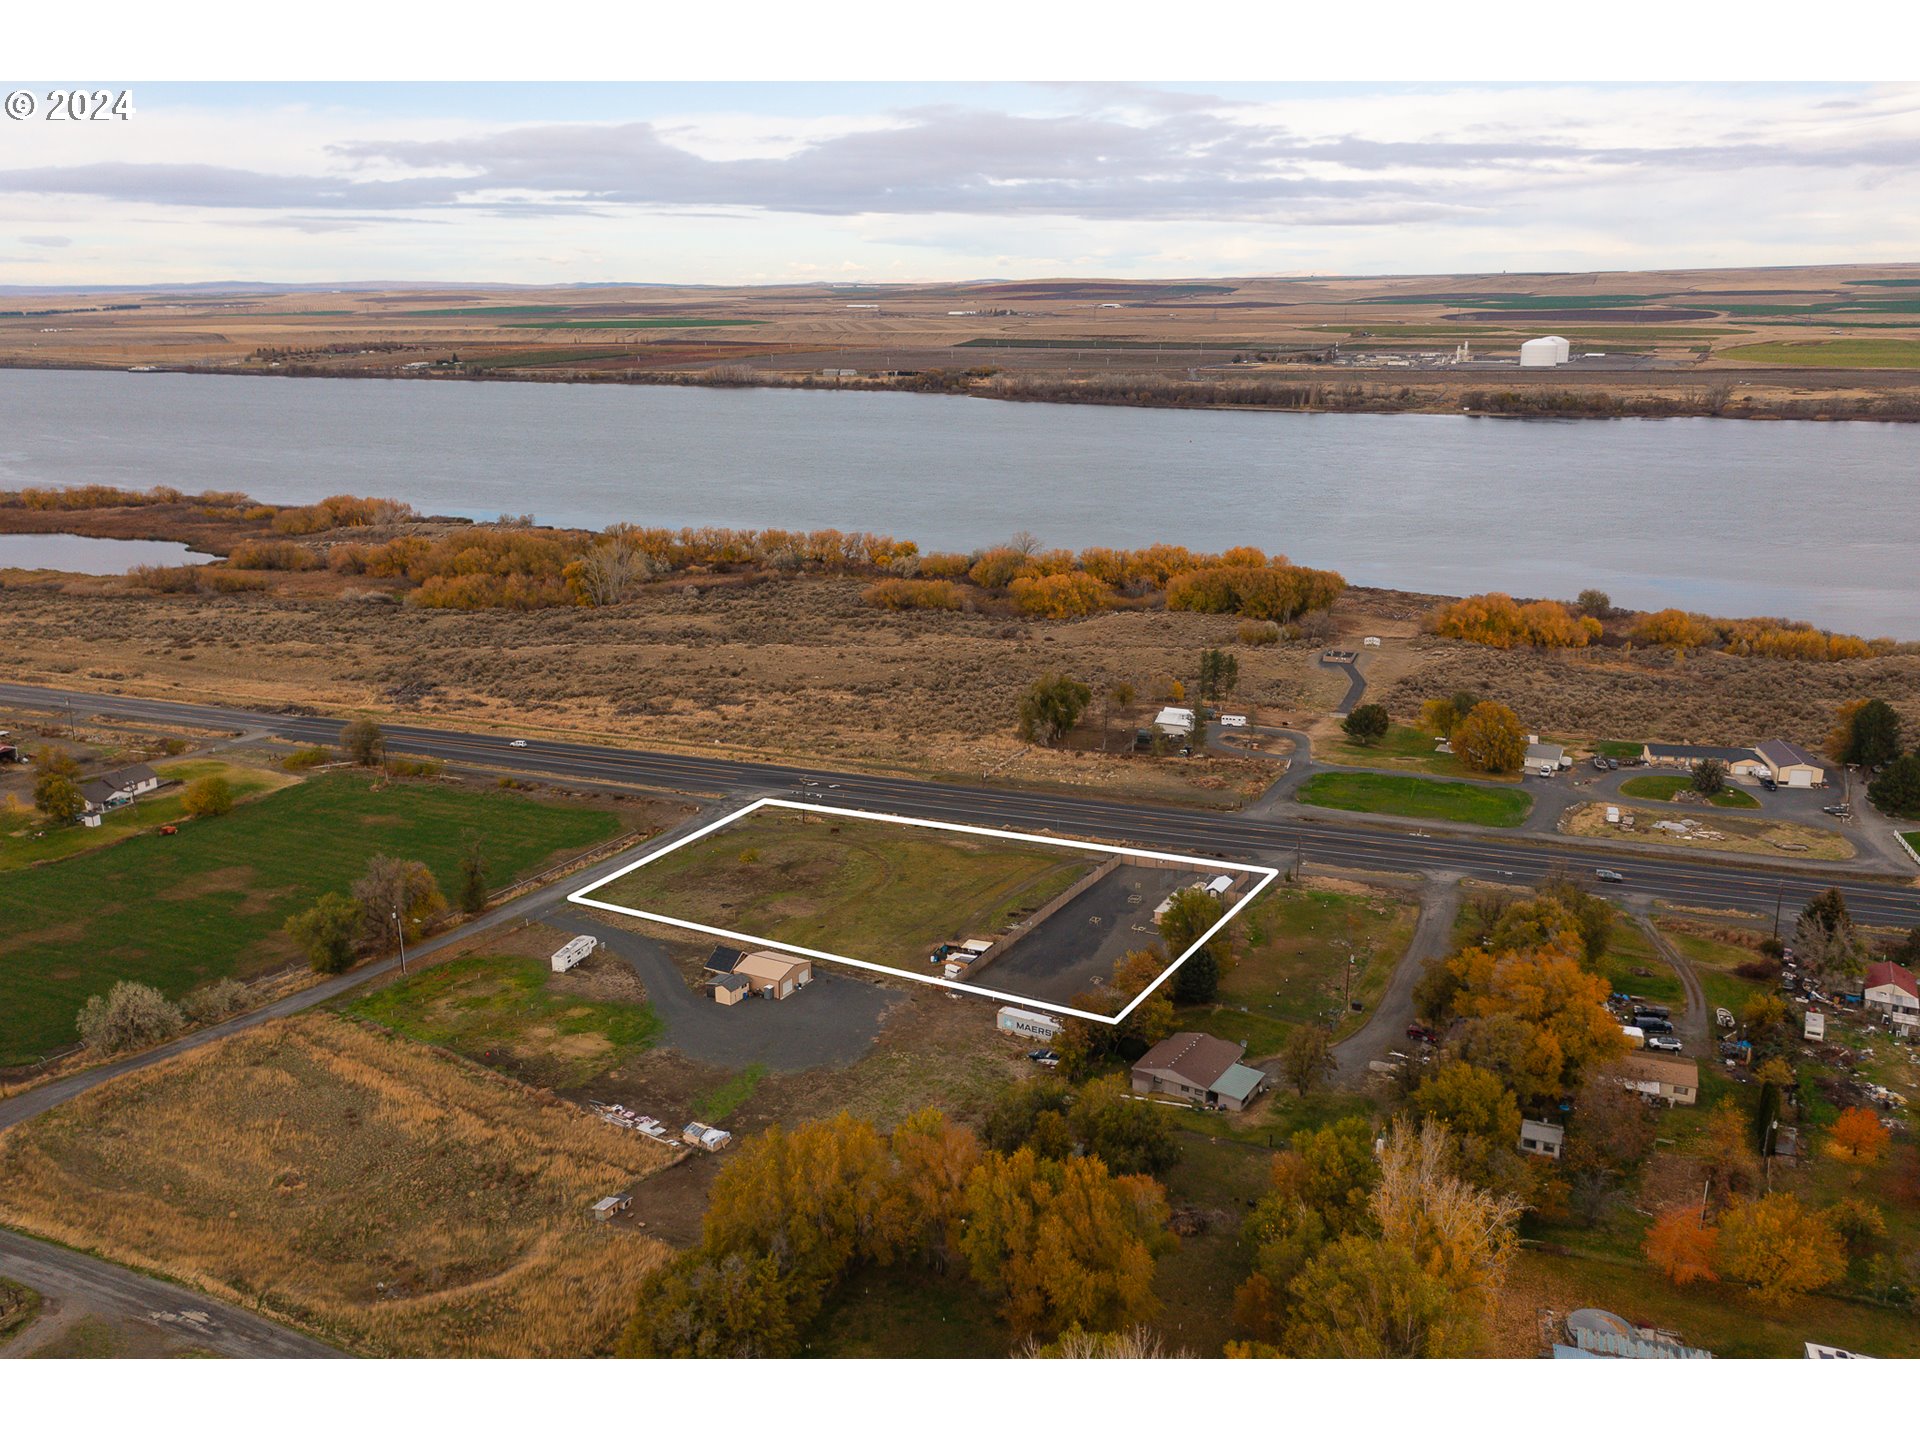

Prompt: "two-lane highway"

[4,681,1917,928]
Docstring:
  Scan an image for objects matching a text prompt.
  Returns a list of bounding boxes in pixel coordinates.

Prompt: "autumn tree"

[1827,1107,1890,1165]
[1824,1197,1888,1256]
[1110,949,1176,1053]
[1689,757,1726,798]
[1342,703,1391,745]
[1157,888,1226,1005]
[1428,937,1626,1101]
[33,772,83,823]
[981,1077,1074,1158]
[75,980,184,1053]
[458,829,489,913]
[1016,674,1092,746]
[1644,1204,1719,1286]
[1832,698,1903,769]
[284,892,360,973]
[339,717,385,766]
[1370,1119,1522,1308]
[180,775,234,819]
[1703,1098,1760,1198]
[1409,1061,1524,1191]
[1450,701,1527,775]
[620,1251,798,1358]
[1281,1234,1474,1358]
[960,1148,1171,1339]
[1715,1192,1846,1308]
[1279,1024,1335,1097]
[1068,1074,1179,1177]
[1234,1117,1379,1339]
[1565,1066,1655,1180]
[350,853,445,947]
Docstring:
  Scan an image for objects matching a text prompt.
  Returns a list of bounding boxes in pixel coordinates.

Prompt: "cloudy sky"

[3,81,1917,286]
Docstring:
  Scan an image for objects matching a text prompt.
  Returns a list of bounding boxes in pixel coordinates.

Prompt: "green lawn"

[1179,886,1418,1057]
[341,951,659,1090]
[1592,739,1646,759]
[0,758,295,871]
[1298,772,1531,828]
[1598,919,1686,1008]
[1317,723,1521,781]
[0,774,623,1066]
[1902,832,1920,860]
[1659,923,1771,1021]
[593,807,1095,967]
[1619,774,1760,809]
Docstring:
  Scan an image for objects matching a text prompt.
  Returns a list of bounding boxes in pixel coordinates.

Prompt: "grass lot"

[1178,886,1418,1057]
[0,1013,675,1356]
[1903,832,1920,859]
[1298,772,1531,828]
[593,807,1096,967]
[1593,739,1647,760]
[1508,1248,1920,1357]
[1619,774,1760,809]
[1658,921,1770,1021]
[1316,723,1519,781]
[1598,918,1686,1009]
[0,757,295,871]
[1561,802,1853,861]
[694,1064,767,1123]
[0,1276,42,1343]
[0,774,623,1066]
[342,952,659,1090]
[1718,338,1920,368]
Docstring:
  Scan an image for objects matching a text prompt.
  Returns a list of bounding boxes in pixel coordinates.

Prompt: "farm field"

[0,756,296,870]
[1619,774,1760,808]
[590,806,1098,970]
[1561,801,1853,861]
[1176,884,1419,1057]
[1297,771,1532,828]
[341,950,661,1090]
[0,773,624,1066]
[0,1013,676,1356]
[1718,338,1920,368]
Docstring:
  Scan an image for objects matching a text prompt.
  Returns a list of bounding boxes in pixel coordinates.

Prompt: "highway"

[5,680,1918,928]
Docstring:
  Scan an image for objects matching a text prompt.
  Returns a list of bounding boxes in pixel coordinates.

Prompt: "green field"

[694,1064,768,1123]
[1718,338,1920,368]
[1902,832,1920,857]
[1592,739,1646,760]
[0,758,294,872]
[342,951,658,1090]
[1316,723,1522,781]
[1619,775,1761,809]
[592,808,1095,966]
[0,775,622,1066]
[1596,918,1684,1008]
[505,318,763,331]
[1298,772,1532,828]
[1177,886,1418,1056]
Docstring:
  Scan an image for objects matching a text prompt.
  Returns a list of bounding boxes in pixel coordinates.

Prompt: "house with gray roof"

[78,763,161,814]
[1755,739,1825,787]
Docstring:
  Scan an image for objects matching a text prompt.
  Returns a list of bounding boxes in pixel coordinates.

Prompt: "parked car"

[1595,868,1626,884]
[1605,757,1619,770]
[1406,1023,1437,1044]
[1822,804,1851,816]
[1647,1035,1684,1053]
[1592,756,1609,772]
[1220,714,1248,728]
[1638,1018,1676,1036]
[1760,776,1778,792]
[1027,1049,1059,1068]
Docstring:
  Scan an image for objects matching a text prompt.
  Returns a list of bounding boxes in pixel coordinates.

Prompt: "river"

[2,369,1915,635]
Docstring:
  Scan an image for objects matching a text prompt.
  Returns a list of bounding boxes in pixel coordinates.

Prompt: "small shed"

[1520,1119,1565,1160]
[1153,706,1196,738]
[684,1122,732,1151]
[591,1194,632,1221]
[710,973,749,1006]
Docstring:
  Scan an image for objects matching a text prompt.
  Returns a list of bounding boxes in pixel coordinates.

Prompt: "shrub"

[226,539,320,571]
[916,551,972,579]
[128,564,204,593]
[1008,571,1108,619]
[285,892,361,973]
[1165,563,1345,622]
[1342,704,1391,745]
[181,977,250,1025]
[201,569,269,593]
[76,981,184,1053]
[180,775,234,818]
[1017,674,1093,746]
[1431,593,1600,649]
[862,578,963,611]
[1237,620,1282,646]
[282,744,332,771]
[967,547,1028,590]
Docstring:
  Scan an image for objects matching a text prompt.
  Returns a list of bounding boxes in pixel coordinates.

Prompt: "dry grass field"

[0,1014,676,1356]
[1560,801,1855,861]
[4,264,1919,419]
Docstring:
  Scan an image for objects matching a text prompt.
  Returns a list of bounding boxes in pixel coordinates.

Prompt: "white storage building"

[1519,335,1571,368]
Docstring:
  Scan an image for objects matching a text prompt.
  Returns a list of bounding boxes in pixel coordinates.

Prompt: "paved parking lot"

[978,863,1201,1006]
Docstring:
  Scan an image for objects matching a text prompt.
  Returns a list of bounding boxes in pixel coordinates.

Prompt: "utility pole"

[1772,883,1785,941]
[393,906,408,976]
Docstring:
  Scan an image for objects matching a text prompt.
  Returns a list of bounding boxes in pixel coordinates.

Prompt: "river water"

[2,369,1915,635]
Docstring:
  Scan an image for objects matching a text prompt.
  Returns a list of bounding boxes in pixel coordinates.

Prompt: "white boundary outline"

[568,797,1279,1026]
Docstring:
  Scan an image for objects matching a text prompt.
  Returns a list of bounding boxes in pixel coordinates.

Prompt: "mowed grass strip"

[1718,338,1920,368]
[1297,772,1531,828]
[1619,774,1760,809]
[595,808,1096,964]
[0,1013,674,1356]
[342,952,659,1090]
[0,774,621,1066]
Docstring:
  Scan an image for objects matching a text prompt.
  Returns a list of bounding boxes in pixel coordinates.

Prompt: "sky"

[2,81,1918,287]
